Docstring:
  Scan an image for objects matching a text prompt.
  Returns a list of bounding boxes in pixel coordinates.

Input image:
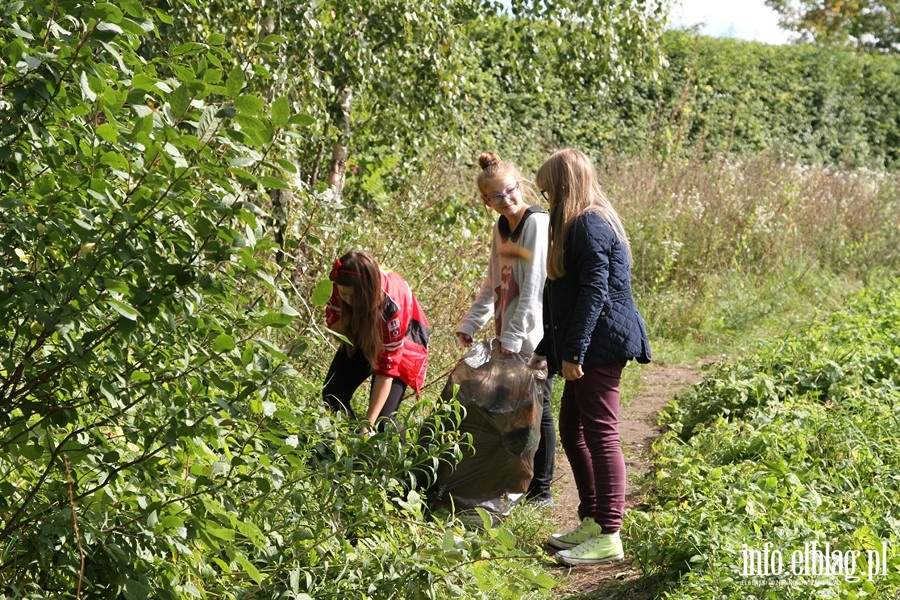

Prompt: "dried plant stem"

[63,455,85,599]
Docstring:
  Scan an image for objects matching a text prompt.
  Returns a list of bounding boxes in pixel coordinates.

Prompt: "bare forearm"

[366,374,393,426]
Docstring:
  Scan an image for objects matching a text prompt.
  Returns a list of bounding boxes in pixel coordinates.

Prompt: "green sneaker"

[556,531,624,565]
[546,517,602,550]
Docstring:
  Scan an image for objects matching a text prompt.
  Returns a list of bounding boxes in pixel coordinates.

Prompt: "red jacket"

[325,268,430,394]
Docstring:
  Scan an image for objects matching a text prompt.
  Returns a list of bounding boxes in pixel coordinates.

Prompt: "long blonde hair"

[535,148,631,280]
[330,250,384,370]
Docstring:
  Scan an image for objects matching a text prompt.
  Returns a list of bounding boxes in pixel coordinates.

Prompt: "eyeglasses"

[540,189,549,202]
[483,181,520,204]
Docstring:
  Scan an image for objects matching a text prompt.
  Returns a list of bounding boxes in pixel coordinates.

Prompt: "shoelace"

[571,535,620,557]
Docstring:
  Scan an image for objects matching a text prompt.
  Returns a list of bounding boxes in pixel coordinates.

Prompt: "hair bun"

[478,152,502,171]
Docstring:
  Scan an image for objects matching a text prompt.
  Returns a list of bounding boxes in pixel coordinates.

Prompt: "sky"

[667,0,796,45]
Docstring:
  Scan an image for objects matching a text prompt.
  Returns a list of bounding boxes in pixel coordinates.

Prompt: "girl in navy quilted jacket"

[533,149,651,565]
[323,250,430,433]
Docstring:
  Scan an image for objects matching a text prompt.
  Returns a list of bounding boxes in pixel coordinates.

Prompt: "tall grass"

[604,153,899,349]
[285,151,898,385]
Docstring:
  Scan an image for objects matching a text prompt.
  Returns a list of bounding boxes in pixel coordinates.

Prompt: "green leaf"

[280,303,300,317]
[108,298,139,321]
[4,3,26,18]
[129,371,151,382]
[235,115,273,147]
[117,0,143,18]
[169,84,191,117]
[150,7,173,25]
[95,123,118,143]
[87,3,123,22]
[206,526,235,540]
[260,312,293,328]
[123,579,150,600]
[80,71,97,102]
[274,158,298,174]
[100,151,128,170]
[212,334,235,352]
[236,521,266,546]
[311,279,333,307]
[96,21,123,35]
[234,95,265,116]
[258,175,288,190]
[235,553,263,584]
[288,113,315,127]
[160,515,184,529]
[241,346,255,367]
[21,52,40,70]
[34,174,56,195]
[531,572,556,589]
[225,67,244,97]
[271,96,290,128]
[229,167,257,186]
[229,156,256,168]
[255,338,288,362]
[198,106,222,142]
[171,42,206,56]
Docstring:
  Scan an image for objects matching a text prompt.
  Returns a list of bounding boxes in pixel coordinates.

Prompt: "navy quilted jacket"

[535,211,651,372]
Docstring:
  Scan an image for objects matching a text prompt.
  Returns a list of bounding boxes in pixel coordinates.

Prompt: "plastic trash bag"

[431,339,547,516]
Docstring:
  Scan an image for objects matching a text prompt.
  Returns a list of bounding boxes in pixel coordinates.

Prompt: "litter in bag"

[431,339,546,516]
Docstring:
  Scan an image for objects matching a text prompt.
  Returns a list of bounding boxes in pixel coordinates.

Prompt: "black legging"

[322,345,408,432]
[527,375,557,501]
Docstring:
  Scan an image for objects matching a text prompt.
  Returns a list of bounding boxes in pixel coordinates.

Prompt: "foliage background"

[1,0,898,598]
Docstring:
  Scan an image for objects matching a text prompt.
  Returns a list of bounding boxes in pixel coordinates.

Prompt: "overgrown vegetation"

[2,0,899,597]
[625,282,900,599]
[0,1,556,597]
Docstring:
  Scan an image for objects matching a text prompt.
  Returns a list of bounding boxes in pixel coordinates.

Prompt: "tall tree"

[150,0,669,193]
[765,0,899,53]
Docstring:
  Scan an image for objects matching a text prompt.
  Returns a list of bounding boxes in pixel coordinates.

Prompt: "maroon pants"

[558,362,627,533]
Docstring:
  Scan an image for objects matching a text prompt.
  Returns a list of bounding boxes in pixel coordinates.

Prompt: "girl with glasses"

[323,250,430,433]
[533,148,651,565]
[456,151,557,507]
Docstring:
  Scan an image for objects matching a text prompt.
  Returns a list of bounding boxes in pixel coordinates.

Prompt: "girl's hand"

[529,354,548,371]
[499,345,513,354]
[561,360,583,381]
[456,332,473,348]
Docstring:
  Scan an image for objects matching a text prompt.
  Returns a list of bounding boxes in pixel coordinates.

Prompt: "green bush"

[627,282,900,599]
[0,3,558,598]
[481,30,900,171]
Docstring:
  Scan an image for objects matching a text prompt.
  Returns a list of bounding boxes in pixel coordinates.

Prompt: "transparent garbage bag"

[432,339,547,516]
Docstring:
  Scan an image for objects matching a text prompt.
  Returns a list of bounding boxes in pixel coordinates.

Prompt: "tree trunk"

[269,188,291,263]
[326,87,352,201]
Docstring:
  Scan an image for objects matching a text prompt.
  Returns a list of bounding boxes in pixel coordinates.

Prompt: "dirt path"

[545,362,706,598]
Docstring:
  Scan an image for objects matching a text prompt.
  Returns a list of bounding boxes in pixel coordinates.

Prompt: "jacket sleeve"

[457,227,498,339]
[499,215,547,353]
[561,214,610,365]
